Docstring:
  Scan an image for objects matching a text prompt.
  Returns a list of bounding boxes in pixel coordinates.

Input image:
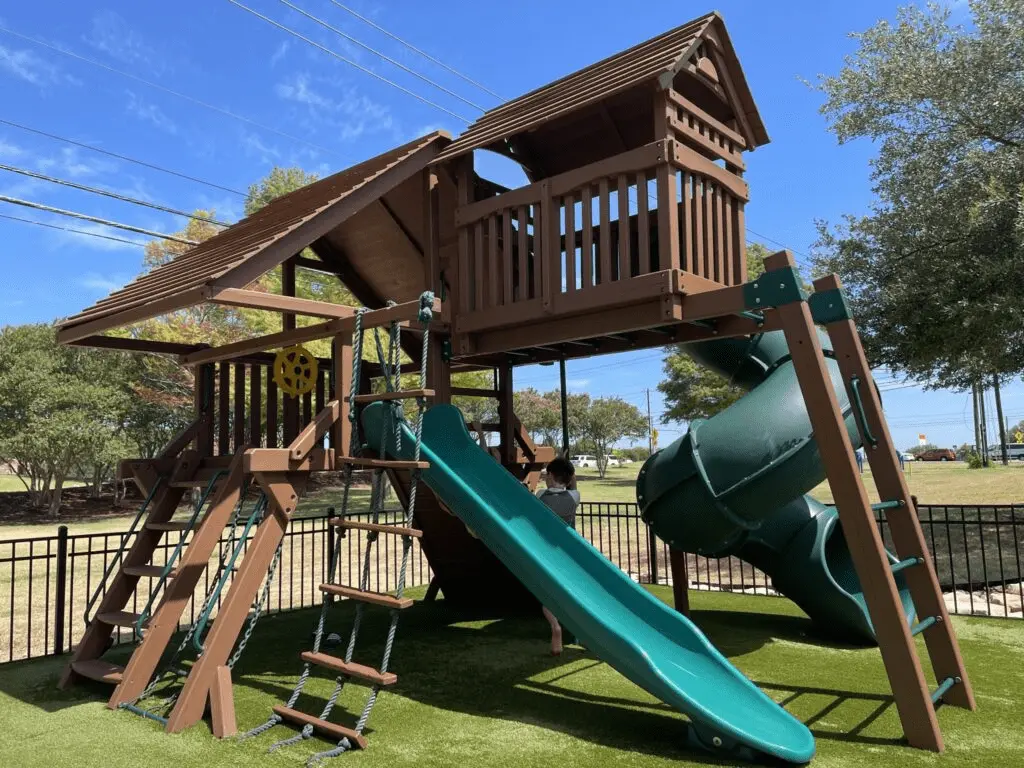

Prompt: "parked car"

[619,457,634,464]
[572,454,598,468]
[900,452,915,462]
[915,448,956,462]
[604,455,621,468]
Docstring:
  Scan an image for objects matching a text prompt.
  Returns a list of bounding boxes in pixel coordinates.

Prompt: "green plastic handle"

[849,376,879,447]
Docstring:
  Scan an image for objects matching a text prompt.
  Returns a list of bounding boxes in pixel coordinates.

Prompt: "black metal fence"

[1,501,1021,665]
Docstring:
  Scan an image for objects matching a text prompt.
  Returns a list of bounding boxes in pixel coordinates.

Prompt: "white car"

[604,455,621,468]
[572,454,598,468]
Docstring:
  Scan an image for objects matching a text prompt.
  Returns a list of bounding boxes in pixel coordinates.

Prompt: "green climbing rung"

[911,616,938,637]
[872,500,904,511]
[931,676,959,704]
[119,702,168,725]
[891,556,923,575]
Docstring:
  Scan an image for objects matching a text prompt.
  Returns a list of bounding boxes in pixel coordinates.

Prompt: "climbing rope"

[243,292,434,765]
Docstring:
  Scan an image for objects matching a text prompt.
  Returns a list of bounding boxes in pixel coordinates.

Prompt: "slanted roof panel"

[58,132,448,339]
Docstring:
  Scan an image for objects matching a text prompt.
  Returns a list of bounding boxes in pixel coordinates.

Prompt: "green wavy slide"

[363,402,816,764]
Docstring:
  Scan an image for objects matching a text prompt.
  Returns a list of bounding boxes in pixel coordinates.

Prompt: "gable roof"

[57,132,449,344]
[434,12,767,166]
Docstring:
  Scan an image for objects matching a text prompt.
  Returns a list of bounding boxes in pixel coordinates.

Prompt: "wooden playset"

[55,11,973,761]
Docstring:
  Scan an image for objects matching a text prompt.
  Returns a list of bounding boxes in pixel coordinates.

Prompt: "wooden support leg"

[164,471,296,734]
[210,666,237,738]
[669,548,690,617]
[766,252,945,752]
[814,275,975,712]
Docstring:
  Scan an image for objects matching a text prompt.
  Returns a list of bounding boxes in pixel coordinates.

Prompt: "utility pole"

[559,359,569,457]
[646,389,654,455]
[972,384,981,458]
[993,374,1008,465]
[978,381,990,467]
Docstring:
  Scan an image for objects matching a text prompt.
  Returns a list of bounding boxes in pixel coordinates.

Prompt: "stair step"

[330,518,422,538]
[319,584,413,610]
[300,651,397,686]
[147,521,190,532]
[96,610,147,629]
[169,477,220,489]
[123,564,177,579]
[351,388,435,404]
[272,706,367,749]
[339,458,429,470]
[71,659,124,684]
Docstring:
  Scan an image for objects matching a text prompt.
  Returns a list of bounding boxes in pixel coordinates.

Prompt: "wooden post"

[165,471,297,734]
[195,364,214,457]
[653,91,679,272]
[669,548,690,616]
[334,332,353,455]
[424,167,451,404]
[767,250,945,752]
[209,666,237,738]
[498,361,515,465]
[814,274,975,712]
[282,257,299,444]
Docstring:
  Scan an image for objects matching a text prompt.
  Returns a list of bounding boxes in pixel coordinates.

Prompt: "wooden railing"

[453,135,748,335]
[666,90,746,171]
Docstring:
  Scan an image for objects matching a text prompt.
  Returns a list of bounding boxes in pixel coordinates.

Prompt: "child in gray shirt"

[537,457,580,654]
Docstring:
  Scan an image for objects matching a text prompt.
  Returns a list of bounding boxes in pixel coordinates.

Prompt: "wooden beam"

[57,286,213,345]
[179,297,441,367]
[378,197,423,255]
[290,400,341,461]
[208,287,358,319]
[243,447,335,473]
[66,336,207,355]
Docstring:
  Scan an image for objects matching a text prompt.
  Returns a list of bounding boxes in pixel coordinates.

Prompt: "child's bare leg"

[542,606,562,655]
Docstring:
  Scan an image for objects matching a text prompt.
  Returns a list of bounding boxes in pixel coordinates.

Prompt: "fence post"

[647,524,659,584]
[325,508,336,601]
[54,525,68,656]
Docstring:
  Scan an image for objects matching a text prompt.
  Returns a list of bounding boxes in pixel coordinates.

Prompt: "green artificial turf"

[0,587,1018,767]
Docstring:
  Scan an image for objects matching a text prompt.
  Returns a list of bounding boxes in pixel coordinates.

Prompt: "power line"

[0,164,230,227]
[0,195,197,245]
[0,24,345,159]
[0,211,145,248]
[278,0,486,112]
[225,0,471,122]
[0,118,247,197]
[327,0,503,100]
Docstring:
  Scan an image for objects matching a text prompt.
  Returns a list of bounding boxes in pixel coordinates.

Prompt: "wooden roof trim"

[207,287,359,319]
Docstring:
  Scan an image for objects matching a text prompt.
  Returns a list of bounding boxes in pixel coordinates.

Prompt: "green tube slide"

[637,330,914,644]
[362,402,816,763]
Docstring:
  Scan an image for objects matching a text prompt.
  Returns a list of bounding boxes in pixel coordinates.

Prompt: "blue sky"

[0,0,1019,451]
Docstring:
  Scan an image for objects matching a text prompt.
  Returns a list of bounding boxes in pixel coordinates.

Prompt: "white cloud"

[0,43,63,86]
[85,10,167,74]
[36,146,117,178]
[0,137,25,158]
[125,91,178,134]
[567,379,591,389]
[274,72,394,142]
[241,131,281,164]
[270,40,290,68]
[79,271,133,292]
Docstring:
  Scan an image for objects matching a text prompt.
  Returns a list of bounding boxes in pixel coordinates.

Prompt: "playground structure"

[53,11,974,765]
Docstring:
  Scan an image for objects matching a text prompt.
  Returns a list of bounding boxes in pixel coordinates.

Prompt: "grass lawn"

[0,586,1016,767]
[0,476,83,492]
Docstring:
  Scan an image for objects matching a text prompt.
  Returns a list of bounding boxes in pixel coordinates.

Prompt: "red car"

[915,448,956,462]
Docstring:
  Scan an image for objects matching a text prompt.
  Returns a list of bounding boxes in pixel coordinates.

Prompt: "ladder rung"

[300,651,397,686]
[147,521,190,532]
[339,458,429,470]
[96,610,147,629]
[330,518,422,538]
[120,702,168,724]
[890,556,924,575]
[169,477,220,488]
[123,564,177,579]
[931,676,960,704]
[872,500,905,511]
[351,388,435,404]
[910,615,939,637]
[71,659,124,684]
[271,706,368,749]
[319,584,413,610]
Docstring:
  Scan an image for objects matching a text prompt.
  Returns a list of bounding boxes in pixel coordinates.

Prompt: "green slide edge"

[362,402,815,764]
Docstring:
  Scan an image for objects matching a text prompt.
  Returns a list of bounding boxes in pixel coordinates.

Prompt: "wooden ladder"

[765,251,975,752]
[59,452,247,708]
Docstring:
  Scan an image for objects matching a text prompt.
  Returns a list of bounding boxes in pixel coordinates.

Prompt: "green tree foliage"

[513,387,563,447]
[907,442,938,456]
[811,0,1024,388]
[573,395,648,478]
[0,325,132,516]
[657,244,770,423]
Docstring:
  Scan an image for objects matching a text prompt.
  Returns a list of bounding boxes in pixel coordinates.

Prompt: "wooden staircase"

[59,451,249,709]
[766,252,974,752]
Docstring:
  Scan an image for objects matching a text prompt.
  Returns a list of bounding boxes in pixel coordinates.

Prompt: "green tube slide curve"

[637,330,914,644]
[362,402,816,764]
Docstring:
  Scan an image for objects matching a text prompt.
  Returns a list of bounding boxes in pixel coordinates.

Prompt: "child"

[537,457,580,655]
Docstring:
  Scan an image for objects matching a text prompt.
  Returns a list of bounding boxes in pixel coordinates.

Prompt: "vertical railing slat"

[563,194,575,292]
[487,214,499,308]
[217,362,230,455]
[502,209,514,305]
[617,174,630,280]
[637,171,650,275]
[233,363,245,451]
[249,364,262,448]
[581,188,593,288]
[516,206,528,301]
[474,220,485,312]
[598,178,612,285]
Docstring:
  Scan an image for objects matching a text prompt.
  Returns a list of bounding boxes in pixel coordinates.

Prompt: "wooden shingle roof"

[57,132,449,344]
[434,12,767,166]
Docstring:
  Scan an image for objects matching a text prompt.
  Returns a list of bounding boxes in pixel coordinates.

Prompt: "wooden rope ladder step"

[756,252,974,753]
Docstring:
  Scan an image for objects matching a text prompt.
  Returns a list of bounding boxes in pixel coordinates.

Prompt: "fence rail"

[1,501,1021,665]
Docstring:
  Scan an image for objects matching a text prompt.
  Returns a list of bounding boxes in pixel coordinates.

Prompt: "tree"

[574,396,648,478]
[811,0,1024,388]
[657,243,770,423]
[0,325,130,516]
[907,442,938,456]
[513,388,562,447]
